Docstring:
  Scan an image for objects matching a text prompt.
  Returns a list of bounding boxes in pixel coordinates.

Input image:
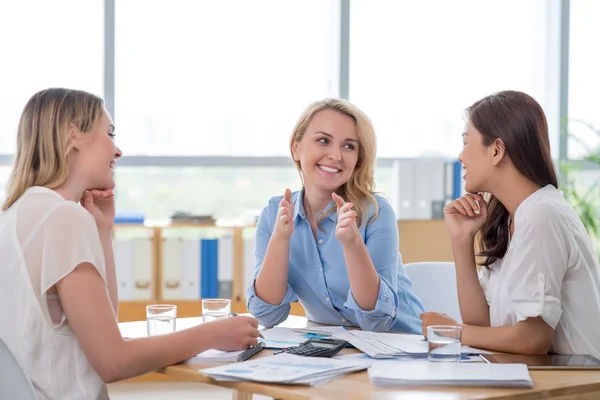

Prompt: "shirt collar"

[294,190,338,222]
[293,191,305,220]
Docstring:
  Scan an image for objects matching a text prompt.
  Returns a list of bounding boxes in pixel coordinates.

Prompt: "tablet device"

[481,354,600,370]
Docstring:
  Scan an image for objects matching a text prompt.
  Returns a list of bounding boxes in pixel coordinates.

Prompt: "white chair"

[404,261,463,323]
[0,336,36,400]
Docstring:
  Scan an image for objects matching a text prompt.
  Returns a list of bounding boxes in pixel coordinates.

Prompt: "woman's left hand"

[81,189,115,234]
[420,312,460,337]
[332,193,361,245]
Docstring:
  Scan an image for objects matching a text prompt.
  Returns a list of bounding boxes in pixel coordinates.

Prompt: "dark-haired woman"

[420,90,600,358]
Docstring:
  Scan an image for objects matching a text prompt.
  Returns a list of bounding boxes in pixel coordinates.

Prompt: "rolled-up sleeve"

[345,276,398,331]
[505,206,567,329]
[479,266,493,306]
[246,203,298,328]
[343,199,423,333]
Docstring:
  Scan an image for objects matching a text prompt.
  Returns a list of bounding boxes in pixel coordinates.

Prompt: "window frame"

[0,0,582,179]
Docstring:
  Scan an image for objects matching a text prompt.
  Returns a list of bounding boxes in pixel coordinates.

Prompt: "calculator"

[283,338,349,358]
[237,341,266,362]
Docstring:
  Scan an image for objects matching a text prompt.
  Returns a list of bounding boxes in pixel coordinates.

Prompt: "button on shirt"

[247,191,424,333]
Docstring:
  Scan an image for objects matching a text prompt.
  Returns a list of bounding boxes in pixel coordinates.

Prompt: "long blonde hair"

[290,98,378,227]
[2,88,104,211]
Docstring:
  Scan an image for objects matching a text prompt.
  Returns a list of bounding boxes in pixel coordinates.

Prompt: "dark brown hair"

[466,91,558,266]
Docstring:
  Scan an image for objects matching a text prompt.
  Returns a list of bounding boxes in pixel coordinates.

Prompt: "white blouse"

[0,186,109,400]
[479,185,600,358]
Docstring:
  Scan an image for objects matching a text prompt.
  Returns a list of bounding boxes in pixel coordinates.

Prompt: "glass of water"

[202,299,231,323]
[146,304,177,336]
[427,325,462,362]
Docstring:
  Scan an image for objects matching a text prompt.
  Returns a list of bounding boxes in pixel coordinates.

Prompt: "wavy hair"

[290,98,378,227]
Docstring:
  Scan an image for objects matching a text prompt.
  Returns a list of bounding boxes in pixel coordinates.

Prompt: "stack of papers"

[332,330,489,358]
[258,327,336,349]
[202,353,370,386]
[185,349,246,363]
[258,326,490,359]
[335,353,484,364]
[369,362,533,388]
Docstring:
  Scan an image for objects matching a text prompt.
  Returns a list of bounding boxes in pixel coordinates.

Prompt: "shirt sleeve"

[39,202,106,297]
[343,197,424,333]
[504,205,568,329]
[479,266,493,305]
[246,202,298,328]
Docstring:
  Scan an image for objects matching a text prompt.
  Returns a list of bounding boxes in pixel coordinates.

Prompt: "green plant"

[562,120,600,239]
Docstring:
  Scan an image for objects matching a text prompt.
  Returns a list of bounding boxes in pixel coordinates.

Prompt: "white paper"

[461,345,492,354]
[201,353,370,386]
[258,327,335,349]
[335,330,490,358]
[335,353,484,364]
[185,349,245,363]
[369,362,533,388]
[330,330,406,358]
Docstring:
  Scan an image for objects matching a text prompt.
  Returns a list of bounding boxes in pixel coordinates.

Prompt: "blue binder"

[114,211,145,224]
[201,239,219,298]
[452,160,463,200]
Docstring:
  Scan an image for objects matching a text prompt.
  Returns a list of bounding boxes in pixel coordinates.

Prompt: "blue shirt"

[246,191,424,333]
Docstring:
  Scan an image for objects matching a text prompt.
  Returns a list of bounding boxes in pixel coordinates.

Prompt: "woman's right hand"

[272,188,295,239]
[444,193,488,240]
[210,316,261,351]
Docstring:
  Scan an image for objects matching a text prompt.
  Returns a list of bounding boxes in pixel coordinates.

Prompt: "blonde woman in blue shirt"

[247,98,424,333]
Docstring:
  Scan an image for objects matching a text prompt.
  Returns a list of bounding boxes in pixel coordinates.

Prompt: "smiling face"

[459,119,495,193]
[292,108,359,194]
[71,109,122,190]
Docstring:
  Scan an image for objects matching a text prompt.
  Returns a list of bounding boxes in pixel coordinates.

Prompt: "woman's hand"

[210,316,261,351]
[81,189,115,234]
[444,193,488,240]
[272,188,295,240]
[420,312,460,338]
[332,193,361,246]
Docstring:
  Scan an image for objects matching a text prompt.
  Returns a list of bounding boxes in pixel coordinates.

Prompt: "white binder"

[218,234,234,298]
[181,239,201,299]
[393,159,416,220]
[414,159,446,220]
[132,238,153,300]
[113,240,133,300]
[161,238,184,300]
[243,237,256,299]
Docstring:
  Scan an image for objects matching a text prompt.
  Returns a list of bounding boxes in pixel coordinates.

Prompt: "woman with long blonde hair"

[0,88,260,400]
[247,98,424,333]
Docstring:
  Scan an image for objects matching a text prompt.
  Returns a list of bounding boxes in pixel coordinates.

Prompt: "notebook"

[186,349,245,363]
[186,343,265,363]
[369,362,533,388]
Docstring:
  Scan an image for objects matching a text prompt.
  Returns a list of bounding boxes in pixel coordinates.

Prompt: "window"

[0,0,104,154]
[350,0,556,158]
[568,0,600,159]
[114,165,396,220]
[115,0,338,157]
[567,0,600,253]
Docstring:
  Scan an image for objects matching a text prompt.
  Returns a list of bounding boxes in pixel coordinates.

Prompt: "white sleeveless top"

[479,185,600,358]
[0,186,109,400]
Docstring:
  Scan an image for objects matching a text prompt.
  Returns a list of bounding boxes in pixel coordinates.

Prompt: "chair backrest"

[0,336,36,400]
[404,261,462,322]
